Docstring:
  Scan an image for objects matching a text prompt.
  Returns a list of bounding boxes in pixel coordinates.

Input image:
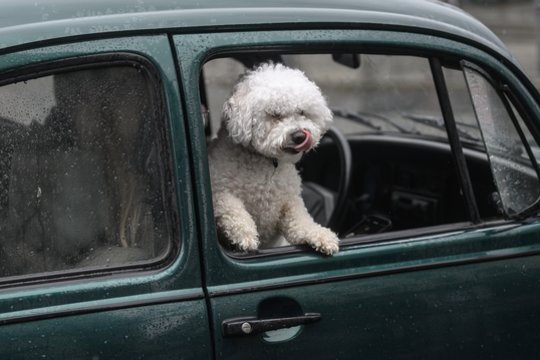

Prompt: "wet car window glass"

[443,66,500,220]
[0,65,173,277]
[464,65,540,216]
[511,99,540,166]
[443,66,484,144]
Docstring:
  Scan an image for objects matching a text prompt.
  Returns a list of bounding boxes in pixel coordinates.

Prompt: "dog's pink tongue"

[294,129,313,152]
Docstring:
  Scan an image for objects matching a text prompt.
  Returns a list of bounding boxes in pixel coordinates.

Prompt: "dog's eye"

[267,111,282,120]
[298,109,305,116]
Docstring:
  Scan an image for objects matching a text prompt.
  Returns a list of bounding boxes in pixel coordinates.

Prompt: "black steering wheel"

[301,125,352,234]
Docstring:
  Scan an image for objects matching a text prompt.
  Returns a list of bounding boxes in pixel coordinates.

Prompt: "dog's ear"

[223,95,252,147]
[321,104,333,128]
[310,99,333,132]
[222,97,234,123]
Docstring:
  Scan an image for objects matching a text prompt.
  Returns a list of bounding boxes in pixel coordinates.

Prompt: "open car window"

[0,58,174,278]
[201,53,521,254]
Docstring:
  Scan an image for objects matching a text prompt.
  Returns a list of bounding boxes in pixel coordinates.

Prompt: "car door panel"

[0,36,211,359]
[211,251,540,359]
[175,30,540,359]
[0,299,208,359]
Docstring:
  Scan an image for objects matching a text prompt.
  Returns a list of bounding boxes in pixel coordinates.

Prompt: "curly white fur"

[208,62,339,255]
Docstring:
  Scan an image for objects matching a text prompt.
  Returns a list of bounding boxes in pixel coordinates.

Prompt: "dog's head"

[222,62,332,162]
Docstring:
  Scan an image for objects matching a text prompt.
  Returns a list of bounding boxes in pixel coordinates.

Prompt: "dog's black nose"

[291,130,307,145]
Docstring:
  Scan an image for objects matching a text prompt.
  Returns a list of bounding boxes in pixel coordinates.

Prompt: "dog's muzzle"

[285,129,313,153]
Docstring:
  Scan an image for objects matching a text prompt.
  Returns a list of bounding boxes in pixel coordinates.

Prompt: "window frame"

[0,52,180,285]
[199,49,504,259]
[430,57,481,224]
[199,47,540,260]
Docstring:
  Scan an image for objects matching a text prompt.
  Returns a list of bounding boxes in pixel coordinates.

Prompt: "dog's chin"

[278,148,305,163]
[283,140,314,155]
[283,147,302,155]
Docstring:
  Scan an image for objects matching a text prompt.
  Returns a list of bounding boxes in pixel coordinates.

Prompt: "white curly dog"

[208,62,339,255]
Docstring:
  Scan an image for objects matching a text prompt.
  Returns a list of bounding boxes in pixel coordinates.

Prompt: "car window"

[201,53,508,254]
[443,65,500,220]
[463,64,540,216]
[0,60,174,277]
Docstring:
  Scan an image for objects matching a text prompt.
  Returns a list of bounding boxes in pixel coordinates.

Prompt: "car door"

[0,36,211,359]
[175,29,540,359]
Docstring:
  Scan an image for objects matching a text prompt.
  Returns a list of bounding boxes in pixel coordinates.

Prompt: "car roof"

[0,0,511,59]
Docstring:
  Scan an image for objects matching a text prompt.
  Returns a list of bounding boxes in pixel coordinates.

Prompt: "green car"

[1,0,540,358]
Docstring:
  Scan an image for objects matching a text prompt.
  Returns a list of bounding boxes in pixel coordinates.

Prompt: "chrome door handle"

[221,312,321,337]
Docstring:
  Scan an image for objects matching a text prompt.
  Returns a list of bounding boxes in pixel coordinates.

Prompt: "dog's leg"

[214,192,260,252]
[279,197,339,255]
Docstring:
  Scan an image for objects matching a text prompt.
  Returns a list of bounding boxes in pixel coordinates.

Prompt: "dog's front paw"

[216,213,260,253]
[311,228,340,255]
[229,223,260,252]
[235,234,260,253]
